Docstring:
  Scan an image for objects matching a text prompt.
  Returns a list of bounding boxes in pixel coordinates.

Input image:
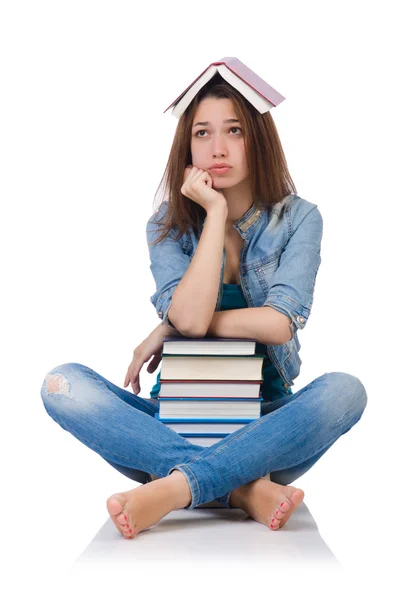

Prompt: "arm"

[206,205,323,345]
[168,204,227,336]
[262,205,323,338]
[206,306,291,345]
[146,202,227,337]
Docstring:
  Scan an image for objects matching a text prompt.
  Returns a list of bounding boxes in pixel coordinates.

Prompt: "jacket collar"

[201,195,293,239]
[233,202,264,236]
[202,201,265,239]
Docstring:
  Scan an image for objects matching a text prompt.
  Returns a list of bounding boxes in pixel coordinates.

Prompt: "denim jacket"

[146,193,323,390]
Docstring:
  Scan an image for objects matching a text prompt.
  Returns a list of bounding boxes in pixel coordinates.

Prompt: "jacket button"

[158,311,163,318]
[298,316,305,323]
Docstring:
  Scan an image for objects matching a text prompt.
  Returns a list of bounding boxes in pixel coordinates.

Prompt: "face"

[190,97,249,189]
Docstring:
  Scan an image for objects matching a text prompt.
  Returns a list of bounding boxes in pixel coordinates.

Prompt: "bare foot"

[106,471,192,539]
[230,477,304,530]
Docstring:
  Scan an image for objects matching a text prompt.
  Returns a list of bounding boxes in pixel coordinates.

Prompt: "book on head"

[164,56,286,118]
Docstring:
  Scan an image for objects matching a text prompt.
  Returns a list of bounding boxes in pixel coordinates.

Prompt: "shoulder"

[272,193,320,218]
[147,201,169,227]
[270,193,322,232]
[146,202,190,248]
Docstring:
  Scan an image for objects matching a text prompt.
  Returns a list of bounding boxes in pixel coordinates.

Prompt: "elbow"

[167,304,187,336]
[178,323,208,339]
[278,331,293,345]
[261,307,294,345]
[185,326,208,339]
[278,320,294,345]
[168,305,207,339]
[267,332,290,346]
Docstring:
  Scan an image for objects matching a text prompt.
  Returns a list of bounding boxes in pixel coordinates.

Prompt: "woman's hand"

[181,165,228,214]
[124,323,181,395]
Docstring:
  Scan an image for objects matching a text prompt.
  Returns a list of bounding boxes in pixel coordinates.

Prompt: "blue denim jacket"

[146,193,323,390]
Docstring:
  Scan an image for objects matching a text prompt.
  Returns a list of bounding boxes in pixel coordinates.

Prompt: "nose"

[211,132,228,157]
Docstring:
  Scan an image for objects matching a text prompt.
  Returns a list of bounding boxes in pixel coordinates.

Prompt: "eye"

[194,127,243,137]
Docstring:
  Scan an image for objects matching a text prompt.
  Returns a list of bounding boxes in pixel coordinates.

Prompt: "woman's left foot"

[231,478,305,530]
[106,471,192,539]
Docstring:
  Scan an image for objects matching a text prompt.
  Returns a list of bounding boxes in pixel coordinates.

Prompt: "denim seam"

[178,464,201,507]
[264,295,310,317]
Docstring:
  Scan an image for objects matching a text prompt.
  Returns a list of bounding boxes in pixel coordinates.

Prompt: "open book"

[164,56,286,118]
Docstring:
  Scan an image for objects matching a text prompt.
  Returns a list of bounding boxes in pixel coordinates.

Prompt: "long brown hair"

[149,72,297,245]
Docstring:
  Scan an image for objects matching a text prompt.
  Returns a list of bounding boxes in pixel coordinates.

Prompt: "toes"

[116,513,129,525]
[118,521,134,538]
[270,517,280,530]
[270,512,281,529]
[106,494,126,516]
[272,502,289,520]
[290,488,305,507]
[274,489,305,530]
[123,528,136,539]
[107,494,134,537]
[277,488,305,516]
[269,490,304,530]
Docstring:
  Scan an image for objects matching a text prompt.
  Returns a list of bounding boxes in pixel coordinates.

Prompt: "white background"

[1,0,395,597]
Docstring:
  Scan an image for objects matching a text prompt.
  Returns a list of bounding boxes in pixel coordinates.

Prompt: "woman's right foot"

[230,478,304,530]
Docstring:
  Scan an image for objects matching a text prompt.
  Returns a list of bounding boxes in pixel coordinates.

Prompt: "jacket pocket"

[253,248,283,294]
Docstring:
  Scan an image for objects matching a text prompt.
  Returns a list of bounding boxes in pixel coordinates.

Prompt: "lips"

[209,163,232,169]
[209,166,232,174]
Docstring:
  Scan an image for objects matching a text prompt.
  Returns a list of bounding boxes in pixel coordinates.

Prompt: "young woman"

[41,73,367,540]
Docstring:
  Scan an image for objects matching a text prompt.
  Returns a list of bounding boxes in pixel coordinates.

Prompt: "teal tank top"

[149,282,292,401]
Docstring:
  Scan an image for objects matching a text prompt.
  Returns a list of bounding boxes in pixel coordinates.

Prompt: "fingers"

[124,345,162,393]
[124,358,143,395]
[183,165,209,189]
[182,165,196,188]
[123,370,130,387]
[131,370,141,395]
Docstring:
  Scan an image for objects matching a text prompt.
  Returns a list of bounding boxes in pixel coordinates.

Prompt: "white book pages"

[167,422,249,434]
[163,339,256,355]
[161,356,263,380]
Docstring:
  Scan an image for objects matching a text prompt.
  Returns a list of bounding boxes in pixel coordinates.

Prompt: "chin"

[216,176,244,188]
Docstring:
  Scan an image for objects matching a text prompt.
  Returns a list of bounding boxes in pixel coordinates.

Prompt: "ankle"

[168,470,192,509]
[230,485,249,509]
[230,474,271,508]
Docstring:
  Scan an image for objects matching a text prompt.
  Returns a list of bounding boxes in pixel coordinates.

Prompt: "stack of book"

[155,336,265,446]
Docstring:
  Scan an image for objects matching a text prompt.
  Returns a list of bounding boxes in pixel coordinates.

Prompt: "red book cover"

[164,56,285,114]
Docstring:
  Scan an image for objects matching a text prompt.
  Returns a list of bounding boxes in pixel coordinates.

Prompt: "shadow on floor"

[69,501,343,577]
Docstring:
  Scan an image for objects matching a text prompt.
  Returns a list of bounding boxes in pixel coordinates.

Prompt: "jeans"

[40,363,367,510]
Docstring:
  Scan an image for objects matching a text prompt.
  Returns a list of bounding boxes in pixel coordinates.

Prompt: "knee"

[44,372,71,396]
[324,371,368,421]
[40,362,86,410]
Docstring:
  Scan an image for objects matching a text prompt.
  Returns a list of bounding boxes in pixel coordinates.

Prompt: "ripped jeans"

[40,363,367,509]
